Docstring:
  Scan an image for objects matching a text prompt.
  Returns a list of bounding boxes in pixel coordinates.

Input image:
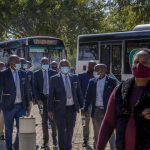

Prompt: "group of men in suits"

[0,54,118,150]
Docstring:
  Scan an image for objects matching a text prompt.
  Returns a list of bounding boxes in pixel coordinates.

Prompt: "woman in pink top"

[96,49,150,150]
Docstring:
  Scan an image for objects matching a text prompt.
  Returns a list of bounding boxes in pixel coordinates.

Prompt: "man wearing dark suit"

[0,55,29,150]
[34,57,57,149]
[48,59,83,150]
[51,61,58,72]
[78,60,96,147]
[20,58,34,114]
[84,64,117,150]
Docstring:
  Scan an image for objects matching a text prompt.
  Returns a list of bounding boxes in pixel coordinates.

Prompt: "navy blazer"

[78,72,94,98]
[0,68,30,111]
[34,69,57,101]
[84,75,117,117]
[26,70,34,100]
[48,73,83,115]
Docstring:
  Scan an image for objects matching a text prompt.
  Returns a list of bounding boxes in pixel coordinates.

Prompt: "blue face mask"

[61,67,70,74]
[23,64,28,69]
[15,64,21,70]
[42,64,49,70]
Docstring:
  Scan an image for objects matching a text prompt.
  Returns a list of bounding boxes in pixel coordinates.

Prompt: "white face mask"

[93,71,99,78]
[2,67,6,71]
[61,66,70,74]
[42,64,49,70]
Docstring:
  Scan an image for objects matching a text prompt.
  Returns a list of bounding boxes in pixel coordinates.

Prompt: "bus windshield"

[28,37,65,70]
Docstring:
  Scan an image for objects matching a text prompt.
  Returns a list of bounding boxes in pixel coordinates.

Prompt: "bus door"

[100,42,122,80]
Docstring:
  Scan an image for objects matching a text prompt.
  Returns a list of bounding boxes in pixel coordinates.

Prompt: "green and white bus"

[0,36,66,70]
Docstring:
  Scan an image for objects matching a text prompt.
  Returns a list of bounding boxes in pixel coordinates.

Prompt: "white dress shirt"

[11,68,22,104]
[95,75,106,107]
[61,73,74,106]
[42,69,49,95]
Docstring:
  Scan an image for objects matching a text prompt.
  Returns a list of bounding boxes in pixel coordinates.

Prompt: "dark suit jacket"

[48,73,83,115]
[26,70,34,100]
[78,71,94,98]
[34,69,57,101]
[84,75,117,117]
[0,68,30,111]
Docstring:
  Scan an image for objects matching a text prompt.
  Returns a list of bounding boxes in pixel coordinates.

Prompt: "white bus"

[76,24,150,80]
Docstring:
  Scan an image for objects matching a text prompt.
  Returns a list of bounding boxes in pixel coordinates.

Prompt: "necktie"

[15,71,21,98]
[64,76,72,98]
[43,70,48,94]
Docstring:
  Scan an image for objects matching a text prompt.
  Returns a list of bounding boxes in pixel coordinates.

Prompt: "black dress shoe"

[0,135,5,140]
[41,143,49,149]
[82,141,89,147]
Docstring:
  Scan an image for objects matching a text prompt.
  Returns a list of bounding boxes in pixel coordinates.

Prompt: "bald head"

[88,60,96,73]
[51,61,58,71]
[20,58,26,64]
[41,57,49,64]
[94,64,107,78]
[8,55,20,70]
[59,59,70,68]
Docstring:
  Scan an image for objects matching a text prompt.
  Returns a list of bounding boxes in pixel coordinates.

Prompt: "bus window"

[101,45,110,73]
[125,39,150,74]
[112,45,122,75]
[79,42,98,60]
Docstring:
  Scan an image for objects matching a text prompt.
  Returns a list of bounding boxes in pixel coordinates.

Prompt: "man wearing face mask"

[78,60,96,147]
[48,59,83,150]
[0,55,30,150]
[51,61,58,72]
[0,61,6,141]
[84,64,117,150]
[34,57,57,149]
[20,58,34,115]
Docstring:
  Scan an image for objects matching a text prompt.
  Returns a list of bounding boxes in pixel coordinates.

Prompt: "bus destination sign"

[32,39,58,45]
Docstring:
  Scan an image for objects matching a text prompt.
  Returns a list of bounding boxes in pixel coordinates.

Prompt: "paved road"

[0,105,110,150]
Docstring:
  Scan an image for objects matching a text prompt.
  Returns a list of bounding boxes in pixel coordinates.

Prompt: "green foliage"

[0,0,150,64]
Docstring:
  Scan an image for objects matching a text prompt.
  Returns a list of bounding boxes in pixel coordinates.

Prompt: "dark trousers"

[3,103,26,150]
[49,118,57,145]
[55,106,76,150]
[40,98,49,145]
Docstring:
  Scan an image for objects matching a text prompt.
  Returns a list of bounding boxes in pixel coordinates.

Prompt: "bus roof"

[0,36,62,44]
[78,30,150,42]
[133,24,150,31]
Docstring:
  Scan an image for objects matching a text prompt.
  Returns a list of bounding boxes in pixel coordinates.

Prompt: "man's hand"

[81,108,85,116]
[142,108,150,120]
[81,108,88,117]
[48,112,53,120]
